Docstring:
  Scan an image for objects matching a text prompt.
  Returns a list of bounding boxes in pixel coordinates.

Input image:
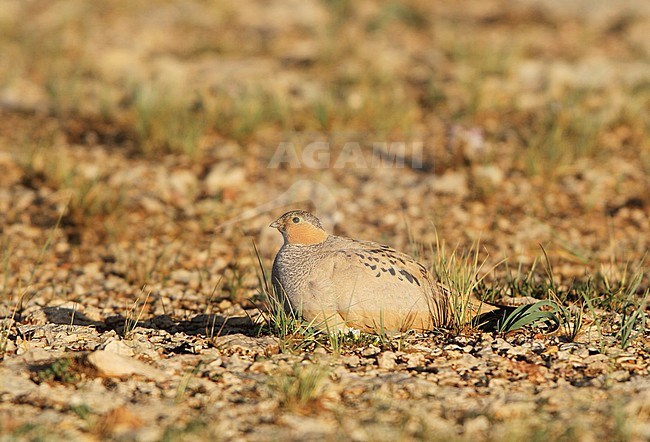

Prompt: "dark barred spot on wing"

[399,269,420,286]
[346,244,428,288]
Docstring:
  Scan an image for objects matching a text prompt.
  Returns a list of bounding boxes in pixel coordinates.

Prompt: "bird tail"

[468,294,500,317]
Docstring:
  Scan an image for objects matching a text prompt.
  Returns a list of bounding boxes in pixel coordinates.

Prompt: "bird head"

[270,210,328,245]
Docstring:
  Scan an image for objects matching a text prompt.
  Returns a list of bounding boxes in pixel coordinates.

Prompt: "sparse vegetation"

[0,0,648,440]
[33,357,83,384]
[429,238,495,329]
[270,363,330,411]
[494,300,559,334]
[123,286,152,338]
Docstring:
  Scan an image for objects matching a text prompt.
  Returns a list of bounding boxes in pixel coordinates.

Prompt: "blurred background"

[0,0,648,297]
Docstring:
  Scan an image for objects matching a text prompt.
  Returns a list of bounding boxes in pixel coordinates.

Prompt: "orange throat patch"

[285,223,328,245]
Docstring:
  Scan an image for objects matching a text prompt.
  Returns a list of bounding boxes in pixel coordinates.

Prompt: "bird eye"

[292,217,300,223]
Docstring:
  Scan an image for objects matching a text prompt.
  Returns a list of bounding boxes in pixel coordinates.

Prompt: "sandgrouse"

[271,210,468,334]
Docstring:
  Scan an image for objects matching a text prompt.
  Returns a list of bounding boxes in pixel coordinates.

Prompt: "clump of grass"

[175,362,204,404]
[206,87,290,143]
[123,286,152,338]
[313,73,418,135]
[494,300,559,334]
[203,276,227,340]
[581,288,609,354]
[70,403,92,421]
[270,363,330,412]
[478,249,569,335]
[481,246,648,347]
[616,289,648,349]
[585,264,648,350]
[429,237,494,329]
[8,424,52,441]
[580,258,649,350]
[131,84,207,158]
[130,83,292,154]
[326,325,401,354]
[33,357,83,384]
[549,291,585,342]
[44,68,87,117]
[518,89,604,177]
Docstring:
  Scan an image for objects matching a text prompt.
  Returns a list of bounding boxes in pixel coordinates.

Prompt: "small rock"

[2,338,16,355]
[478,345,494,357]
[343,355,360,368]
[204,163,246,196]
[224,354,251,371]
[507,346,529,357]
[169,169,199,203]
[139,195,166,213]
[82,306,103,322]
[494,338,513,352]
[377,351,397,370]
[431,171,468,196]
[83,262,103,278]
[249,360,274,374]
[21,307,48,325]
[405,353,425,368]
[473,164,504,186]
[86,350,166,381]
[610,370,631,382]
[361,345,380,357]
[171,270,191,285]
[102,338,135,357]
[215,334,278,356]
[0,369,37,398]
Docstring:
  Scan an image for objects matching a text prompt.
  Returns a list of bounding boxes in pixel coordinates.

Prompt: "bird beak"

[270,220,280,229]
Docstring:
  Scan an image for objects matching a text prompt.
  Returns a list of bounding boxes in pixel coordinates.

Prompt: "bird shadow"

[42,306,262,338]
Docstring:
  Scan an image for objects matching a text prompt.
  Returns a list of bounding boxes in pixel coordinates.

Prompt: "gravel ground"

[0,1,649,440]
